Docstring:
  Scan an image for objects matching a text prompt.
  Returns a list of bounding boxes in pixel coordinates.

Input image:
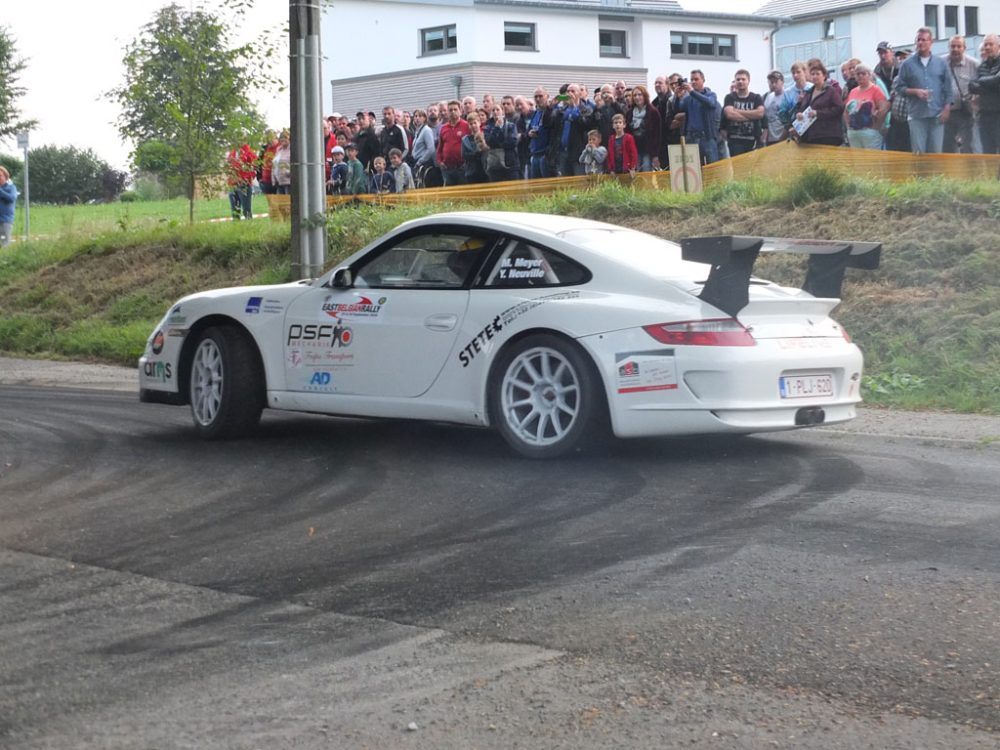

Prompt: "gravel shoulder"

[1,356,998,446]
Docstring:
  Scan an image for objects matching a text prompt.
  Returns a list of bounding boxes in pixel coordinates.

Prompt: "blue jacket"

[0,180,17,224]
[895,53,951,119]
[679,87,719,138]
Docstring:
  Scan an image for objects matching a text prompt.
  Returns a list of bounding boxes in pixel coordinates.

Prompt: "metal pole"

[22,146,29,240]
[289,0,326,280]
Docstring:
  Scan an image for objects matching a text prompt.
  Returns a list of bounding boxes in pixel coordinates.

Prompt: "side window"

[483,239,590,288]
[354,231,492,289]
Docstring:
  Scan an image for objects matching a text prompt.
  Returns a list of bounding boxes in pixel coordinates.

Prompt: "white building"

[757,0,998,82]
[321,0,783,116]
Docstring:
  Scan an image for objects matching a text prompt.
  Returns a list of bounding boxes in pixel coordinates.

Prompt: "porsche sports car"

[140,211,880,458]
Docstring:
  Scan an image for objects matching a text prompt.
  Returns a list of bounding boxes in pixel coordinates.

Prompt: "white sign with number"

[668,144,702,194]
[16,132,29,149]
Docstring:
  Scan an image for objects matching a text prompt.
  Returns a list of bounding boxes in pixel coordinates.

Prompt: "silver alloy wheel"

[500,345,581,447]
[191,337,224,427]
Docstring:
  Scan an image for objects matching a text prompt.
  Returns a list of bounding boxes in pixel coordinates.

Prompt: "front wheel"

[489,334,606,459]
[189,326,264,440]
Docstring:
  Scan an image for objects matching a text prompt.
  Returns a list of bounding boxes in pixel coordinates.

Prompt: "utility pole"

[17,131,29,240]
[289,0,327,279]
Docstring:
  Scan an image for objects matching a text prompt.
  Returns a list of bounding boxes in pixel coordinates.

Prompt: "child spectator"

[368,156,396,194]
[606,113,638,175]
[327,146,349,195]
[388,149,415,192]
[344,143,367,195]
[578,129,608,174]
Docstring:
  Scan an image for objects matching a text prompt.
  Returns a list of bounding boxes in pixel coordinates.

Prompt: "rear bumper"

[579,329,863,439]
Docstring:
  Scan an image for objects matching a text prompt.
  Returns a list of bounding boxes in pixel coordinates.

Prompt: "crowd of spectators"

[230,27,999,202]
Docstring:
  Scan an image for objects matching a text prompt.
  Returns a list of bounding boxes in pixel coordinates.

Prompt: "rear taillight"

[839,325,852,343]
[643,318,756,347]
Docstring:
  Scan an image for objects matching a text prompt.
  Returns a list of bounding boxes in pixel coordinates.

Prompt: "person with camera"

[677,71,721,165]
[942,35,981,153]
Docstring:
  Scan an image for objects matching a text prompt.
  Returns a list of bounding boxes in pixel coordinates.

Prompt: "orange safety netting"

[265,141,1000,220]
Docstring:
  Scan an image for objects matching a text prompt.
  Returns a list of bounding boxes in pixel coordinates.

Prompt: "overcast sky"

[2,0,746,171]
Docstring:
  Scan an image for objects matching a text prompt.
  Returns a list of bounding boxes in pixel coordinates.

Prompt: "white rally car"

[140,211,880,458]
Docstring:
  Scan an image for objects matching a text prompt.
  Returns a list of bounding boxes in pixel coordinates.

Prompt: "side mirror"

[332,268,353,288]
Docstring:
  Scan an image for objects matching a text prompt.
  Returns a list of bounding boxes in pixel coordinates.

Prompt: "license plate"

[780,374,833,399]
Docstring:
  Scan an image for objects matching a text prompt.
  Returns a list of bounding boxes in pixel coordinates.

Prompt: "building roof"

[475,0,784,22]
[476,0,684,10]
[754,0,880,18]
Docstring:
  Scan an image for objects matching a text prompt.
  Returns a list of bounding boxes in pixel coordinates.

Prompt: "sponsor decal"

[143,360,173,382]
[287,322,353,348]
[167,305,187,326]
[457,291,581,368]
[167,327,187,338]
[246,296,284,315]
[151,330,165,355]
[321,294,386,320]
[498,256,547,280]
[618,360,639,378]
[286,349,357,369]
[458,316,503,367]
[615,351,677,394]
[303,370,336,392]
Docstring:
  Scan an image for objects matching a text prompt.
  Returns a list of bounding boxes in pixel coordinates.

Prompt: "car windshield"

[558,228,710,280]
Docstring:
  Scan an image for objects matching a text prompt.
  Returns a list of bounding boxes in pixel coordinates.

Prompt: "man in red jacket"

[436,100,470,186]
[227,143,257,219]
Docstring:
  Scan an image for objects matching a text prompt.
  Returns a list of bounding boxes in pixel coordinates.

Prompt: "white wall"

[323,0,777,108]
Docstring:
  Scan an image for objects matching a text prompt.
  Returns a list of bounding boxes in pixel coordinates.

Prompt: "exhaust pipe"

[795,406,826,426]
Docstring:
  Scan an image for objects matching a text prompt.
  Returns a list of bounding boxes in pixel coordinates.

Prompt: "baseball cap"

[331,111,343,119]
[876,41,891,51]
[345,142,359,151]
[767,69,784,80]
[895,49,910,58]
[331,146,345,155]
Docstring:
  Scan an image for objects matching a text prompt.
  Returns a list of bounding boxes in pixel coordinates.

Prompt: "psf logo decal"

[321,295,386,320]
[287,323,353,348]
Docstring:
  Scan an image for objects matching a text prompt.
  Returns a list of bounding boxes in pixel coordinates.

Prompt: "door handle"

[424,313,458,331]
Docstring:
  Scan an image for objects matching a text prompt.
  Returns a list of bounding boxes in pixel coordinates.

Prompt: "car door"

[283,227,495,398]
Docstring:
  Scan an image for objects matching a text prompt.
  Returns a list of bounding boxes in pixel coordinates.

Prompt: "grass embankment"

[1,170,999,413]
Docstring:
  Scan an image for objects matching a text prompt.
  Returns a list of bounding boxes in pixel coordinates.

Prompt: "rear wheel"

[489,334,605,459]
[189,326,264,439]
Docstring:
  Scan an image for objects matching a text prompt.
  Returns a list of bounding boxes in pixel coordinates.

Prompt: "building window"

[421,25,456,56]
[823,19,835,39]
[670,31,737,60]
[599,29,627,57]
[505,22,536,51]
[965,6,978,36]
[944,5,958,37]
[924,5,939,38]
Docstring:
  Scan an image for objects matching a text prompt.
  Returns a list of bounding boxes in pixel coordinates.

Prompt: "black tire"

[188,326,264,440]
[488,334,606,459]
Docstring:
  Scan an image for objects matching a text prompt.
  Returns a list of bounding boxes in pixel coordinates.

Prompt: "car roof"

[409,211,620,238]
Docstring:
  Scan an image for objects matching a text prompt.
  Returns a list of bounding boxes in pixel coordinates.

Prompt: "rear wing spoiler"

[680,236,882,317]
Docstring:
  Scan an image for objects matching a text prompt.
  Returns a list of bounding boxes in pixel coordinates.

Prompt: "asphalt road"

[1,361,998,749]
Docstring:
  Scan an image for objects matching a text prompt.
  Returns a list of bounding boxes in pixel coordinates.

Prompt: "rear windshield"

[558,228,710,280]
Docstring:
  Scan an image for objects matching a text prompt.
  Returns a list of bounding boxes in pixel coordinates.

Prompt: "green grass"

[2,173,999,415]
[8,196,240,238]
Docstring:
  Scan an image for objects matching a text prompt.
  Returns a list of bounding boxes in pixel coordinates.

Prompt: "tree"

[0,26,36,140]
[27,145,126,204]
[108,2,273,223]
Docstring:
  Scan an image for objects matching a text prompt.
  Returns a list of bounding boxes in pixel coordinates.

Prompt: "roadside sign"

[668,143,703,193]
[16,132,29,150]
